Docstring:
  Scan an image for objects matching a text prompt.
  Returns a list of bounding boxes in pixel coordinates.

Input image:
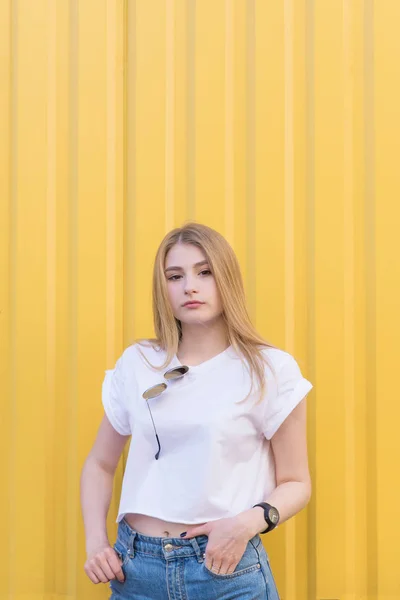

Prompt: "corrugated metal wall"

[1,1,399,599]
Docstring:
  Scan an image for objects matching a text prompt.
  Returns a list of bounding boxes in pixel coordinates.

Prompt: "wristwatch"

[252,502,280,533]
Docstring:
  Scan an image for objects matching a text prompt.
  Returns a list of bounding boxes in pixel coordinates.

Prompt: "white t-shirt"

[102,342,313,524]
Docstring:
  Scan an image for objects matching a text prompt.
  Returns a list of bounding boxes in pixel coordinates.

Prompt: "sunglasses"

[142,365,189,459]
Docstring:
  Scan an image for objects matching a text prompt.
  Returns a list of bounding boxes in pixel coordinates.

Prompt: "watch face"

[268,507,279,524]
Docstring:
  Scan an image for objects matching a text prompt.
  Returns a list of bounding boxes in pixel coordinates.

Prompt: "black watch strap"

[253,502,280,534]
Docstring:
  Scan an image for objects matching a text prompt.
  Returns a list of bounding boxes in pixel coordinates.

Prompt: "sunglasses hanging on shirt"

[142,365,189,460]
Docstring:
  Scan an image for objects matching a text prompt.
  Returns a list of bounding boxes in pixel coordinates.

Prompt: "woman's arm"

[80,414,130,583]
[238,396,312,536]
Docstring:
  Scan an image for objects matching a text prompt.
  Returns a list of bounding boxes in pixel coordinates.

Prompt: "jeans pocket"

[203,543,261,580]
[257,544,280,599]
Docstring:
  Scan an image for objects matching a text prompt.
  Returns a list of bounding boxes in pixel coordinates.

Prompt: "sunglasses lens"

[164,366,189,380]
[142,383,167,400]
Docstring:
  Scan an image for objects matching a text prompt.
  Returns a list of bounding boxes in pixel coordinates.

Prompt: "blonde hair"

[134,222,277,404]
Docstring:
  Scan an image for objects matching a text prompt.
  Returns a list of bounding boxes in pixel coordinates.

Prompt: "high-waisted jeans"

[109,518,280,600]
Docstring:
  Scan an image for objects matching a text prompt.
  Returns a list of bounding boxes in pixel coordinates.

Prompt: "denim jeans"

[109,518,280,600]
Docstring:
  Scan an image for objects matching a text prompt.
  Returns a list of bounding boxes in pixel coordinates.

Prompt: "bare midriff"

[124,513,206,538]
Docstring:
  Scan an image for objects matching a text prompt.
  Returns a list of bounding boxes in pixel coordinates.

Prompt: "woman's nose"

[184,286,197,295]
[184,279,198,295]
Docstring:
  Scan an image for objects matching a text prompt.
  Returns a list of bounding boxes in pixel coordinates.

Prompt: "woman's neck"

[177,322,229,364]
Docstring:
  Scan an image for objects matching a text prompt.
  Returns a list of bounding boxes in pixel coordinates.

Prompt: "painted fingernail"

[180,532,187,537]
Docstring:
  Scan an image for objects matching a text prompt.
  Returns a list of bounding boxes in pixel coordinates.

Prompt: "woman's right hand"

[84,542,125,584]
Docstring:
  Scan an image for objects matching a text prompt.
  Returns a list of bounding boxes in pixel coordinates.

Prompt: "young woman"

[80,222,313,600]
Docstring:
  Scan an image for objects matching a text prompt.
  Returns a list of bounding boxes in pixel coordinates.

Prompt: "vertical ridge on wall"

[224,0,234,247]
[352,2,368,596]
[284,0,295,354]
[364,0,378,597]
[246,0,256,322]
[125,0,136,346]
[283,0,297,595]
[374,1,400,596]
[54,1,71,594]
[45,0,57,592]
[232,0,247,278]
[174,0,188,224]
[67,0,78,594]
[106,0,117,364]
[0,0,11,577]
[7,0,17,595]
[343,2,357,599]
[305,0,317,597]
[165,0,175,233]
[315,0,347,592]
[293,0,310,597]
[186,0,196,221]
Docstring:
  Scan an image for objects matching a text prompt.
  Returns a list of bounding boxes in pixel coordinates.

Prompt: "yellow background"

[1,1,399,599]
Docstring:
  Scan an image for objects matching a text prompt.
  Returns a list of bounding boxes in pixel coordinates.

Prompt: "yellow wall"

[1,1,399,599]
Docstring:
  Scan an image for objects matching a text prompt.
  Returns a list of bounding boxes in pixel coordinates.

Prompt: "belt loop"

[128,530,137,558]
[189,537,204,563]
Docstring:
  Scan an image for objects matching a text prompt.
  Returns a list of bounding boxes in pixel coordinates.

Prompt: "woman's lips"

[183,302,204,308]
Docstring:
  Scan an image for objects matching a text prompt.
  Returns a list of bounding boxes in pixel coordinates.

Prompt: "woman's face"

[164,243,223,325]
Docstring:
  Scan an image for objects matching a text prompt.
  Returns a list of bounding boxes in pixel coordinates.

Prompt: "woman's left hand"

[180,515,253,575]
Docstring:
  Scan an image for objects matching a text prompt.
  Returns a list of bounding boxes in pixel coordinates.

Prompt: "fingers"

[210,560,236,575]
[206,553,236,576]
[85,568,101,584]
[108,550,125,583]
[181,521,210,539]
[210,559,222,574]
[84,546,126,584]
[85,559,109,584]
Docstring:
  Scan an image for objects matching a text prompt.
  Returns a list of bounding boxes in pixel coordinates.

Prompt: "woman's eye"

[167,270,211,281]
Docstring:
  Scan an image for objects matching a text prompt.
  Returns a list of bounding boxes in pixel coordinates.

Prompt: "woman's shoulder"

[259,345,303,376]
[119,339,166,369]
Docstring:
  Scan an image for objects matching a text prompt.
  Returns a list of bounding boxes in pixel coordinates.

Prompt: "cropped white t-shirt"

[102,342,313,524]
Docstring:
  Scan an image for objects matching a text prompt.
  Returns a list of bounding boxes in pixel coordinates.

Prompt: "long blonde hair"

[134,222,277,404]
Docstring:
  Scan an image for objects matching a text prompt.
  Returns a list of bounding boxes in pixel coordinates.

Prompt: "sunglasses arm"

[146,401,161,459]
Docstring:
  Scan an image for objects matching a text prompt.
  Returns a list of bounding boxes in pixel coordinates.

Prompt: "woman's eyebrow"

[164,260,209,273]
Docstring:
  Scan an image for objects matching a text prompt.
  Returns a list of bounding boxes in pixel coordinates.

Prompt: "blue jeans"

[109,518,280,599]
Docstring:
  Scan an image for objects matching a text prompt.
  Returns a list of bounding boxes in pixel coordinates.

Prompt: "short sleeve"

[102,354,132,436]
[263,352,313,440]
